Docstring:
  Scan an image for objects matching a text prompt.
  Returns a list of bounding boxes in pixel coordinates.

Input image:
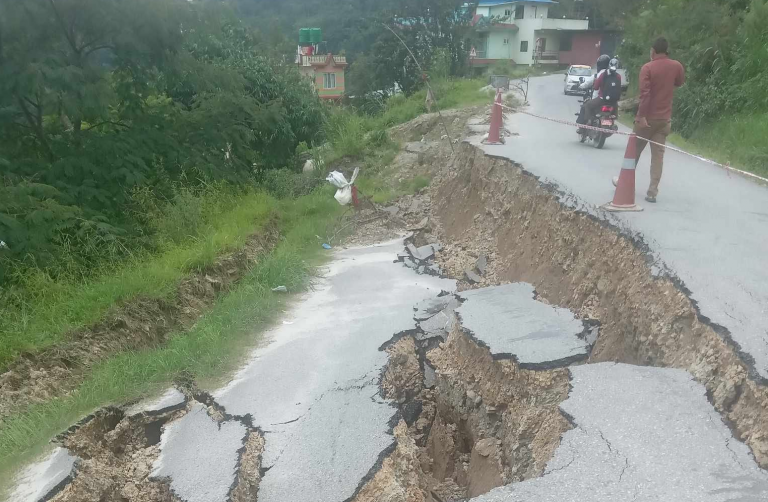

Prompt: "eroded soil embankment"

[355,327,570,502]
[0,217,281,422]
[431,143,768,468]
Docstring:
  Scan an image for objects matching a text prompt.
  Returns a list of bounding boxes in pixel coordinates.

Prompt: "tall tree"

[0,0,325,275]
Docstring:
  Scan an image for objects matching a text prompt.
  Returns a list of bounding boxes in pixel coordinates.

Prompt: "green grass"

[619,111,768,178]
[373,77,491,130]
[0,187,343,480]
[325,77,491,162]
[0,189,276,370]
[356,174,432,204]
[684,115,768,178]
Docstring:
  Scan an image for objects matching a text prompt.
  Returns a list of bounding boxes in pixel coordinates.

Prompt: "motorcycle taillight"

[601,106,615,112]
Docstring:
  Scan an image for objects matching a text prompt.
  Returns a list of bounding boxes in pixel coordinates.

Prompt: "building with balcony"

[470,0,616,67]
[297,53,348,100]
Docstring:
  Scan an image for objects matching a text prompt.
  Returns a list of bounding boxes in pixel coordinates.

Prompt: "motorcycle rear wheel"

[594,133,607,149]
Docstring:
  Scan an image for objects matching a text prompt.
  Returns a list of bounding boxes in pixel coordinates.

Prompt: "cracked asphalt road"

[474,363,768,502]
[479,74,768,380]
[205,238,455,502]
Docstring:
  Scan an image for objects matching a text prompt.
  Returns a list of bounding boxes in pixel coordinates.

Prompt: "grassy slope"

[621,87,768,179]
[0,192,275,369]
[620,111,768,179]
[0,189,343,476]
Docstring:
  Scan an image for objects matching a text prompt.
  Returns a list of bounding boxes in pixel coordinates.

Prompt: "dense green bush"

[621,0,768,137]
[0,0,326,285]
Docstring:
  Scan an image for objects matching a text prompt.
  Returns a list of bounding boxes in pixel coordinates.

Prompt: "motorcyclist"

[577,56,622,128]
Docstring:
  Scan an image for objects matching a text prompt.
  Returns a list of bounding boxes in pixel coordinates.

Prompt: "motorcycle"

[573,86,618,149]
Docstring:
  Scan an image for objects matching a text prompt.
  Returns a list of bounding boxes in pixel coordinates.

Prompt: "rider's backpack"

[602,72,622,103]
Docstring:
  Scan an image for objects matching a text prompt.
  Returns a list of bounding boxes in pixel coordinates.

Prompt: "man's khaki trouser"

[634,120,672,198]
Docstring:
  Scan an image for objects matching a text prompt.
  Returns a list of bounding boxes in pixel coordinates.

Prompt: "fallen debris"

[271,286,288,293]
[398,240,445,278]
[413,295,460,342]
[475,254,488,275]
[464,269,482,284]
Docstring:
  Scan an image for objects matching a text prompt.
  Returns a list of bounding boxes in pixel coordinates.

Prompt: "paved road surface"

[212,239,454,502]
[11,242,768,502]
[479,74,768,380]
[475,363,768,502]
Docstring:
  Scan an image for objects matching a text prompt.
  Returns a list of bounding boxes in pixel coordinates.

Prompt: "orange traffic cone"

[483,89,505,145]
[602,134,643,212]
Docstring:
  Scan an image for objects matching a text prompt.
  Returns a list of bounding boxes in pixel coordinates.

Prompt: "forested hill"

[0,0,325,284]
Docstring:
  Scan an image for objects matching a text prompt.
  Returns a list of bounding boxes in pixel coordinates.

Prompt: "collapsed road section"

[8,117,768,502]
[355,275,768,501]
[433,142,768,468]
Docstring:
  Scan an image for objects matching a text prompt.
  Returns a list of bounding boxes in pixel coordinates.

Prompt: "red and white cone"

[602,134,643,212]
[483,89,505,145]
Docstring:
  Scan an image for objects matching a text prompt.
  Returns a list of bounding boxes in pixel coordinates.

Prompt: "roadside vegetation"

[620,0,768,177]
[0,188,343,475]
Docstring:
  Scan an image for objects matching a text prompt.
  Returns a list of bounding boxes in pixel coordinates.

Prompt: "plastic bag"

[335,186,353,205]
[326,167,360,206]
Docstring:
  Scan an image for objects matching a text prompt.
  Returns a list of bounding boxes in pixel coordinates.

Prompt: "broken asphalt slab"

[150,403,247,502]
[473,363,768,502]
[207,238,455,502]
[8,448,78,502]
[414,295,459,321]
[414,295,460,341]
[456,283,590,368]
[126,387,187,417]
[257,381,395,502]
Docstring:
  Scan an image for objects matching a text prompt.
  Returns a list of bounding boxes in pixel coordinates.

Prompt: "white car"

[564,65,594,95]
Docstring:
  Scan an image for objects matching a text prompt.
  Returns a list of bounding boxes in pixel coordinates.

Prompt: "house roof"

[478,0,557,5]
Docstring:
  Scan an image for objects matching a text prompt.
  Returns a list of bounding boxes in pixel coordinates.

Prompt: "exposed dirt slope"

[357,327,570,502]
[430,142,768,468]
[0,217,281,422]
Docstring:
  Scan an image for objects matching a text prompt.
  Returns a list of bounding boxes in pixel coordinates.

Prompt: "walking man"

[634,37,685,203]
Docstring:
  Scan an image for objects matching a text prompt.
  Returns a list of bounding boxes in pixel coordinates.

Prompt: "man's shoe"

[612,177,619,187]
[645,196,657,203]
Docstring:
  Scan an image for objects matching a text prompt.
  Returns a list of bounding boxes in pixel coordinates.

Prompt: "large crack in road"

[9,108,768,502]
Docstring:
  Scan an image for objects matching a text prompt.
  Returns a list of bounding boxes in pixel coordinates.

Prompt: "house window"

[323,73,336,89]
[504,9,511,16]
[503,38,509,45]
[520,41,529,53]
[515,5,524,19]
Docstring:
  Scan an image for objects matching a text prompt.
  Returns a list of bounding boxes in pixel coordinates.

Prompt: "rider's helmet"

[596,54,611,72]
[608,58,619,74]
